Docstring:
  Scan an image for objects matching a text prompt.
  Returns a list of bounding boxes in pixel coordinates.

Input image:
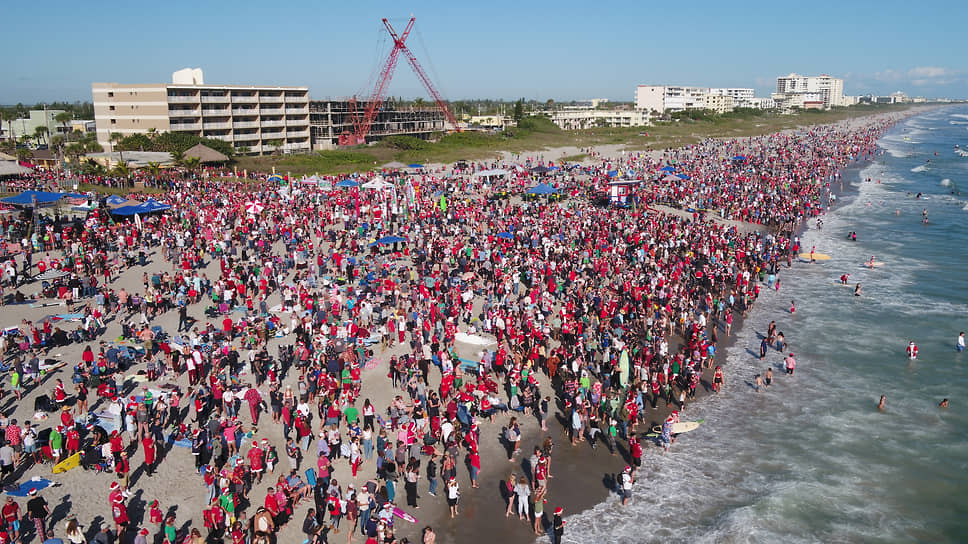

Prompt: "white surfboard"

[671,420,703,434]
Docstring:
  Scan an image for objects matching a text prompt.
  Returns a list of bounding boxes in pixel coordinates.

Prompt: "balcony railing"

[203,122,232,130]
[261,120,285,128]
[207,134,234,142]
[286,130,310,138]
[260,96,284,103]
[171,123,202,131]
[233,121,260,129]
[167,95,199,103]
[233,132,260,141]
[231,95,258,103]
[285,107,309,114]
[168,109,201,117]
[260,108,284,115]
[200,96,229,103]
[232,108,258,115]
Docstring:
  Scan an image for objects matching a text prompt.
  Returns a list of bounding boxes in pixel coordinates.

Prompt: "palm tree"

[1,111,15,143]
[54,112,72,139]
[182,156,201,173]
[15,148,31,163]
[145,161,162,177]
[33,126,48,147]
[170,149,185,167]
[111,160,131,179]
[109,132,124,162]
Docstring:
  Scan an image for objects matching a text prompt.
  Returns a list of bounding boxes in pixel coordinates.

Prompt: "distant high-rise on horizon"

[772,73,844,110]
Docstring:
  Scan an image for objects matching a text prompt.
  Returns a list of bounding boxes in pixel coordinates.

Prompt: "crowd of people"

[0,114,902,544]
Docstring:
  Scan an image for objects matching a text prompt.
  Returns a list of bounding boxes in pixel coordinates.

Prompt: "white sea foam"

[951,114,968,120]
[940,178,952,187]
[910,165,928,172]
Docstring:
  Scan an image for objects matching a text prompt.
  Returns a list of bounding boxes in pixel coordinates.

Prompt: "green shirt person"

[343,404,359,425]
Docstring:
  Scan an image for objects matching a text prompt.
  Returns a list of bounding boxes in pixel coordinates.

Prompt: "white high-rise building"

[635,85,710,113]
[772,73,845,109]
[708,88,755,107]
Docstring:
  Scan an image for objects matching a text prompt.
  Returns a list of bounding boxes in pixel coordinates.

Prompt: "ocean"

[554,106,968,544]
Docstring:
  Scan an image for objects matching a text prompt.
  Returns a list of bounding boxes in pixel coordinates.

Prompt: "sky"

[2,0,966,104]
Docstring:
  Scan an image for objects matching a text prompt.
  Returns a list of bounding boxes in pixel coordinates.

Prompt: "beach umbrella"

[659,166,677,172]
[267,174,284,183]
[661,175,680,183]
[245,201,265,214]
[336,179,359,188]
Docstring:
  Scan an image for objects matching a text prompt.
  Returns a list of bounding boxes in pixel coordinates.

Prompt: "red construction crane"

[339,17,460,146]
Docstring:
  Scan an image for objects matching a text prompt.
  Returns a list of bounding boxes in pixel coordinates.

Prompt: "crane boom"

[341,16,459,146]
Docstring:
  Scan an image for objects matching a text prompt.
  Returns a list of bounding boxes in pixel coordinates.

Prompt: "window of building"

[110,119,116,124]
[109,105,115,111]
[108,92,114,97]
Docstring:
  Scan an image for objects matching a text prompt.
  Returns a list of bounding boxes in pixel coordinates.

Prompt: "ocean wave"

[910,165,928,172]
[951,114,968,120]
[951,121,968,125]
[941,178,952,187]
[955,149,968,157]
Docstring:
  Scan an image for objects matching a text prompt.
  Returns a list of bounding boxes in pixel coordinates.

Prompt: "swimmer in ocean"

[854,283,862,297]
[922,208,928,224]
[878,395,886,411]
[868,256,876,269]
[940,399,949,408]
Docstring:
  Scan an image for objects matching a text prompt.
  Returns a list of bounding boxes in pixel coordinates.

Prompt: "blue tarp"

[659,166,677,172]
[408,163,424,169]
[336,179,359,188]
[369,235,407,246]
[676,174,691,180]
[607,170,619,177]
[526,183,558,195]
[1,190,84,206]
[497,232,514,239]
[731,155,747,161]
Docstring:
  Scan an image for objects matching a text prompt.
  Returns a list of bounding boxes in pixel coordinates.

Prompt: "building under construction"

[310,99,446,150]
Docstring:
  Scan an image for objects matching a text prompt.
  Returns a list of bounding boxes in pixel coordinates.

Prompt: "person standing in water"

[877,396,886,411]
[854,283,862,297]
[956,332,965,352]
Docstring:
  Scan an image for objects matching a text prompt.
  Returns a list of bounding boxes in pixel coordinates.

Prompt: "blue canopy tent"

[607,170,619,177]
[676,173,691,180]
[105,195,128,206]
[1,190,85,207]
[731,155,747,161]
[531,165,552,174]
[110,199,171,216]
[336,179,359,188]
[526,183,558,195]
[659,166,677,172]
[408,163,424,169]
[368,235,407,247]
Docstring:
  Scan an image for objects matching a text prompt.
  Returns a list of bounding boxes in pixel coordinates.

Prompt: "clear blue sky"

[3,0,966,104]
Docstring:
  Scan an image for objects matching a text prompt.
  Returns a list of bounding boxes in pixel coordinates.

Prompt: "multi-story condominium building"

[549,109,650,130]
[636,85,710,113]
[772,73,845,109]
[92,69,311,155]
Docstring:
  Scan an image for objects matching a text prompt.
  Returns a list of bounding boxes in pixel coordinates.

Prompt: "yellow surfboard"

[52,452,81,474]
[799,252,832,261]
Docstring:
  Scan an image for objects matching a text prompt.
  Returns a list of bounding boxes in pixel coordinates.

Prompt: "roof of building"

[184,143,229,164]
[0,151,15,161]
[86,151,173,167]
[30,149,57,161]
[0,161,32,176]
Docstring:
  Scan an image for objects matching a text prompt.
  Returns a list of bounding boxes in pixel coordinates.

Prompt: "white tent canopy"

[474,168,510,178]
[361,176,393,190]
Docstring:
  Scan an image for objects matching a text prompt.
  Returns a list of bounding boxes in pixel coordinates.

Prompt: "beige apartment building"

[92,69,310,155]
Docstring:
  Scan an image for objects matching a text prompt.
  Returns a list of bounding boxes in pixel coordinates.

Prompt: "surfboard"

[393,507,418,524]
[671,420,703,434]
[799,253,832,261]
[646,419,704,436]
[860,262,885,268]
[833,282,852,287]
[52,452,81,474]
